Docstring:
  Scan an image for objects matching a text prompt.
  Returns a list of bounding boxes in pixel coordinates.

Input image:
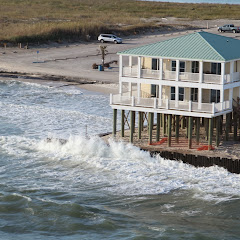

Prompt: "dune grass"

[0,0,240,44]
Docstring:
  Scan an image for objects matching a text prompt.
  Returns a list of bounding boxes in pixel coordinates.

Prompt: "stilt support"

[167,114,172,147]
[196,117,200,145]
[216,116,220,147]
[149,112,153,144]
[121,110,124,137]
[175,115,179,143]
[130,111,134,143]
[156,113,160,142]
[188,116,192,149]
[208,118,213,150]
[113,109,117,136]
[138,112,142,139]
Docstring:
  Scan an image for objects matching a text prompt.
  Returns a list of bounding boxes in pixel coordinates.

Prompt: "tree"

[98,45,108,71]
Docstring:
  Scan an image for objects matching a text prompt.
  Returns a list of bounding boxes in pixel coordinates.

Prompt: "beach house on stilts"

[110,31,240,150]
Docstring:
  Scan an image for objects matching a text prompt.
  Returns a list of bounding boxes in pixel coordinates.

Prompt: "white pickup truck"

[218,24,240,33]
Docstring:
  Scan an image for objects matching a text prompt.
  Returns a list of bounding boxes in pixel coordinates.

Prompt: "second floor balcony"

[122,66,240,85]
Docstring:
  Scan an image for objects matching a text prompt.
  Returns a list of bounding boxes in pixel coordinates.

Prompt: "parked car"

[218,24,240,33]
[98,34,122,44]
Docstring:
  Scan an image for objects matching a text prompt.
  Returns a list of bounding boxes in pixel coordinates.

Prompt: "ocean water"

[0,78,240,240]
[147,0,240,4]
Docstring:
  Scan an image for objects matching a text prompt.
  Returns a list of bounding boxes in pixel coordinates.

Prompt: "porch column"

[199,60,203,83]
[198,87,202,109]
[159,58,163,80]
[175,86,179,107]
[221,62,225,84]
[138,56,141,78]
[129,56,132,67]
[119,55,123,77]
[176,59,180,81]
[230,61,234,82]
[159,84,162,107]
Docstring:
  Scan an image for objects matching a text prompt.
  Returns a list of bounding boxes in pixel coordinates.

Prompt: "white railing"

[225,72,240,83]
[141,69,159,79]
[233,72,240,82]
[111,94,132,106]
[192,102,212,113]
[163,71,176,80]
[225,74,231,83]
[203,74,221,84]
[110,94,232,115]
[179,72,199,82]
[122,66,138,77]
[135,97,155,108]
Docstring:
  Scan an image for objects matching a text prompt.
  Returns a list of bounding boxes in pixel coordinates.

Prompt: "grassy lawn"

[0,0,239,44]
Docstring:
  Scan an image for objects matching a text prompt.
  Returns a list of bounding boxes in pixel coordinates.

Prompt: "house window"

[151,85,158,97]
[211,63,221,75]
[171,61,176,71]
[180,61,185,72]
[179,87,184,101]
[172,60,185,72]
[171,87,175,100]
[152,59,159,70]
[192,61,199,73]
[211,89,220,103]
[191,88,198,102]
[171,87,184,101]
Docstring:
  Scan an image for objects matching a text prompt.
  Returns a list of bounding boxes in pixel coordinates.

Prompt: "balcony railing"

[121,66,240,84]
[110,94,231,115]
[122,66,138,77]
[141,69,159,79]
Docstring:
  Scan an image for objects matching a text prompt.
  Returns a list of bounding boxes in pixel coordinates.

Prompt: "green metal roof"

[118,31,240,61]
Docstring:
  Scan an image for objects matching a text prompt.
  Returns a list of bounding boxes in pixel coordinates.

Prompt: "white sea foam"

[36,135,240,200]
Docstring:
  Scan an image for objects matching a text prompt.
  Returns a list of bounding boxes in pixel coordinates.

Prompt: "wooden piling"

[175,115,179,143]
[167,114,172,147]
[113,109,117,136]
[204,118,209,141]
[149,112,153,144]
[188,116,192,149]
[138,111,142,139]
[163,114,166,136]
[208,118,213,150]
[156,113,160,142]
[130,111,134,143]
[225,113,230,141]
[234,112,238,141]
[133,111,136,133]
[181,116,184,129]
[121,110,125,137]
[196,117,200,145]
[216,116,220,147]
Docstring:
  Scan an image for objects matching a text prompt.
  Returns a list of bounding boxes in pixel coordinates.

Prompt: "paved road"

[0,26,239,84]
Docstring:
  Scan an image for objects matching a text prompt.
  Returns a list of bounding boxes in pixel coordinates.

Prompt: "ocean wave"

[36,135,240,200]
